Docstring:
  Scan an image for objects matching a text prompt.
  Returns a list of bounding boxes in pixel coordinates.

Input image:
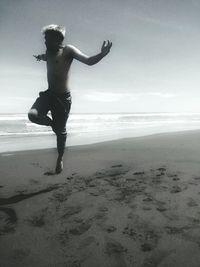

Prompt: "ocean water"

[1,112,200,152]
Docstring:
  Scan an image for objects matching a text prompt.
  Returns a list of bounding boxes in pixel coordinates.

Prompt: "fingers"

[33,55,40,61]
[102,40,112,48]
[101,40,112,55]
[106,40,112,51]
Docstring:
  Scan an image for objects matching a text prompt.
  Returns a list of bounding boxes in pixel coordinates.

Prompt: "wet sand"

[1,130,200,266]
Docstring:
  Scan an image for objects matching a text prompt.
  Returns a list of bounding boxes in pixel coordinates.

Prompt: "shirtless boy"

[28,24,112,174]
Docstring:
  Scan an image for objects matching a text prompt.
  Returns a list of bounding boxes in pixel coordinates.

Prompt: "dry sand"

[1,130,200,267]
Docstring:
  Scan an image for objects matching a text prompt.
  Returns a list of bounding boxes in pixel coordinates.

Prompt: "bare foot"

[55,157,63,174]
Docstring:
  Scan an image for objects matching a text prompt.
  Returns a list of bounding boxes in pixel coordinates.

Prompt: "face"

[45,31,63,52]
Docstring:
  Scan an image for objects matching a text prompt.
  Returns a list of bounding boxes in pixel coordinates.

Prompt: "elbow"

[86,57,97,66]
[86,59,94,66]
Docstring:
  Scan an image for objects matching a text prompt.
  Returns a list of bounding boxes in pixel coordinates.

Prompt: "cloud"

[143,92,175,98]
[131,12,194,33]
[83,92,126,102]
[82,91,175,102]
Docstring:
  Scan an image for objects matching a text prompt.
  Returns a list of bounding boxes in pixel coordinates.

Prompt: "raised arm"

[33,54,47,61]
[67,40,112,66]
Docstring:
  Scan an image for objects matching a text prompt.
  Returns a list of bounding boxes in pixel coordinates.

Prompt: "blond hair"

[41,24,66,39]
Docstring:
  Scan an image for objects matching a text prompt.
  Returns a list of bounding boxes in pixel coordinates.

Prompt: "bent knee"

[28,110,38,122]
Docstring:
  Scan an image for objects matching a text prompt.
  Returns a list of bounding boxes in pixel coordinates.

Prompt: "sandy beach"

[1,130,200,267]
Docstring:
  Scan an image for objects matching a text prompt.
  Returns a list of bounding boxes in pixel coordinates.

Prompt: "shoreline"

[2,112,200,154]
[1,128,200,155]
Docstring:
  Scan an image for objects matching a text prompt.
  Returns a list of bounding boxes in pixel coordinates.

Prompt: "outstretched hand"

[101,40,112,56]
[33,55,41,61]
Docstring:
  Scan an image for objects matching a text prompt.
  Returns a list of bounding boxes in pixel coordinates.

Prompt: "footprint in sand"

[26,213,45,227]
[156,167,166,176]
[69,219,92,235]
[12,248,30,261]
[79,236,96,248]
[142,206,152,211]
[103,225,117,233]
[141,250,173,267]
[187,216,200,225]
[172,177,180,181]
[127,212,136,219]
[157,167,166,172]
[89,191,100,196]
[122,226,137,238]
[95,165,130,180]
[123,224,160,252]
[94,171,105,178]
[99,222,117,233]
[43,170,56,176]
[156,206,167,212]
[126,177,137,182]
[181,226,200,247]
[0,207,17,235]
[104,239,127,267]
[94,206,108,222]
[56,228,69,246]
[29,179,40,185]
[111,164,123,168]
[170,185,184,193]
[141,243,155,252]
[187,198,198,207]
[98,206,108,212]
[193,176,200,181]
[142,198,153,210]
[105,240,127,255]
[87,182,96,188]
[113,183,146,203]
[165,226,185,235]
[84,177,94,186]
[108,166,130,178]
[168,173,180,181]
[73,217,83,223]
[61,206,82,219]
[143,196,153,202]
[155,200,168,212]
[140,230,160,252]
[31,162,43,169]
[151,176,162,185]
[66,259,82,267]
[133,171,145,175]
[52,189,71,203]
[66,176,72,181]
[168,173,181,182]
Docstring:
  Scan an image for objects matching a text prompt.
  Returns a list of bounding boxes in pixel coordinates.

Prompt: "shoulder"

[60,45,73,57]
[64,44,75,54]
[64,44,81,56]
[62,45,76,59]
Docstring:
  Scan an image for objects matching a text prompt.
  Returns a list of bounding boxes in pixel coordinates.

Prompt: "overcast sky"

[1,0,200,113]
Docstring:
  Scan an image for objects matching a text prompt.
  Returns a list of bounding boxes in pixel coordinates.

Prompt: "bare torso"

[46,46,73,94]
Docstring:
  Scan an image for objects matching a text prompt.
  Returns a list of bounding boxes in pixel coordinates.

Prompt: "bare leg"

[54,132,67,173]
[28,108,52,126]
[51,97,71,174]
[28,94,52,126]
[28,91,70,174]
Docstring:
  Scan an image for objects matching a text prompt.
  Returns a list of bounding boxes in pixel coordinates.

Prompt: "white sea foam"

[1,113,200,149]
